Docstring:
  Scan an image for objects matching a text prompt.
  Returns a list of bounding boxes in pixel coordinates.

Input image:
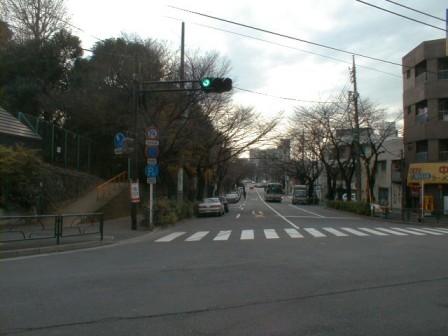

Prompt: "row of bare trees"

[0,0,282,202]
[286,92,401,202]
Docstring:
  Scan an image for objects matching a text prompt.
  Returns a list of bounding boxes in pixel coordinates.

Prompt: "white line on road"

[340,228,369,236]
[185,231,209,242]
[155,232,186,242]
[407,228,444,235]
[284,228,304,238]
[288,204,325,217]
[374,228,408,236]
[357,228,389,236]
[322,228,348,237]
[304,228,326,238]
[241,230,254,240]
[213,230,232,241]
[236,214,241,219]
[389,228,426,235]
[264,229,279,239]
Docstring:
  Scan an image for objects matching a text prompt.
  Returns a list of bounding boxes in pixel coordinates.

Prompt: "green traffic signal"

[200,77,232,93]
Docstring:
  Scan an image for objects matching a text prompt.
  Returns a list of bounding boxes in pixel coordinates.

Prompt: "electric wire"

[355,0,447,32]
[383,0,446,22]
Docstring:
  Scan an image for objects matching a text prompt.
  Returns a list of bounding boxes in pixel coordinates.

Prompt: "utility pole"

[131,55,140,230]
[350,55,362,202]
[177,22,186,210]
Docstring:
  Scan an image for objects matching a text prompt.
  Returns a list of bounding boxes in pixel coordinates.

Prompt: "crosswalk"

[154,227,448,243]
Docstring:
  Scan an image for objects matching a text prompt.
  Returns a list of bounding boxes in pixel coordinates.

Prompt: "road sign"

[146,127,159,140]
[145,164,159,178]
[114,132,125,148]
[145,146,159,159]
[413,173,432,180]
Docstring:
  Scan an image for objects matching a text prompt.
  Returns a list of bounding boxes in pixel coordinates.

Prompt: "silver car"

[197,197,225,217]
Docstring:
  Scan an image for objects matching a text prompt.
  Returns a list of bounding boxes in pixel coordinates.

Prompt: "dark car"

[218,196,229,212]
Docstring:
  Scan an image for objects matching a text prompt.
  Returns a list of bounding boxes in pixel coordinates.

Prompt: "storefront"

[407,162,448,215]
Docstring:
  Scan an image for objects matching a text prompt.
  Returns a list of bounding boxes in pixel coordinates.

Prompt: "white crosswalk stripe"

[373,228,408,236]
[264,229,279,239]
[241,230,254,240]
[389,228,426,235]
[340,228,369,236]
[284,228,304,238]
[213,230,232,241]
[322,228,348,237]
[153,227,448,243]
[185,231,209,242]
[357,228,389,236]
[155,232,186,242]
[407,228,444,235]
[303,228,326,237]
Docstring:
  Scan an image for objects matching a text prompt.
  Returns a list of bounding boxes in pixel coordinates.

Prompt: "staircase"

[60,172,128,214]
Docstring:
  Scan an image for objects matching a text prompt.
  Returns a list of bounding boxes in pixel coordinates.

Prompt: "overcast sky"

[66,0,447,121]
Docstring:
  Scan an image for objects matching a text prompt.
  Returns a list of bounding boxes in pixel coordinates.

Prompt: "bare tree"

[0,0,70,42]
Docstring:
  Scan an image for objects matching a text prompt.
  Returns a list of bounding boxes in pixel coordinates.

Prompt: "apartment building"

[402,38,448,213]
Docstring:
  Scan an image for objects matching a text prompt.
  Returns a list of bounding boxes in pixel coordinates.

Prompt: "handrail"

[96,171,128,201]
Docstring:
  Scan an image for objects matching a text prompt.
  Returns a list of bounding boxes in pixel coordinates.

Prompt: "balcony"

[416,152,428,163]
[415,111,428,124]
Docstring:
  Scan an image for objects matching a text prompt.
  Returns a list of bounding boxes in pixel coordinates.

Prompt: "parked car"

[225,192,239,203]
[197,197,225,217]
[218,196,229,212]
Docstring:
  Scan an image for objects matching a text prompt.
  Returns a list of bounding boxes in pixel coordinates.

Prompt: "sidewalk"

[0,216,152,259]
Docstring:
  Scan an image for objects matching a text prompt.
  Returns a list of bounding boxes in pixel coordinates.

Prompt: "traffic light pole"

[131,66,139,230]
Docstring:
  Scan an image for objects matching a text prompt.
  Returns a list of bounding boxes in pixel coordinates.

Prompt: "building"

[402,38,448,214]
[0,107,42,149]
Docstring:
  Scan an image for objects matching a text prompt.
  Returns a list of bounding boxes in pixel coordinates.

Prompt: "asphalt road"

[2,188,448,335]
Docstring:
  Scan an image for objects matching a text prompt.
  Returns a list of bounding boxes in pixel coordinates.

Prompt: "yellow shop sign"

[407,162,448,185]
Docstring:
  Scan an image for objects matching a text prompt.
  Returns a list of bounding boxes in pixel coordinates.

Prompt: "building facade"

[402,38,448,213]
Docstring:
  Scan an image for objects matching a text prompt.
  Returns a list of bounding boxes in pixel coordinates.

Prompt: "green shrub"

[327,199,371,216]
[0,145,43,213]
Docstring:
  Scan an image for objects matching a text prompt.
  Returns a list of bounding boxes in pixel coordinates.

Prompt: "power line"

[382,0,446,22]
[355,0,447,32]
[168,5,404,68]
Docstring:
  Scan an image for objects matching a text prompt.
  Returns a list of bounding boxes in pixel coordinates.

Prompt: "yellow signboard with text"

[407,163,448,185]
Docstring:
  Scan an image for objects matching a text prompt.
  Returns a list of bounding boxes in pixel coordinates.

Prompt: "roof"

[0,107,42,141]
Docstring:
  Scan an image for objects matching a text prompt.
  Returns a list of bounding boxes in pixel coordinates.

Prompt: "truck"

[292,185,307,205]
[264,183,283,202]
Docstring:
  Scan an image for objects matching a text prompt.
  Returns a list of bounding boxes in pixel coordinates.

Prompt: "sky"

[66,0,447,122]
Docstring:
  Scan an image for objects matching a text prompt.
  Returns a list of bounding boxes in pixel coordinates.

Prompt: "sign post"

[145,126,160,227]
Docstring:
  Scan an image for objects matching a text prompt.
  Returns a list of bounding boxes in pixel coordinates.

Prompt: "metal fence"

[18,113,99,174]
[0,213,104,245]
[371,206,448,225]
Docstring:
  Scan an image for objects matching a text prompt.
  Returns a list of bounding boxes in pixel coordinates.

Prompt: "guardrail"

[0,213,104,245]
[371,207,448,225]
[96,171,128,201]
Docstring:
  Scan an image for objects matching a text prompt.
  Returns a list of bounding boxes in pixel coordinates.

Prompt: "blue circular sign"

[145,146,159,158]
[145,164,159,178]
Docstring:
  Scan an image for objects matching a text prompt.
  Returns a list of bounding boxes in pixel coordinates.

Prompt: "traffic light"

[122,137,135,154]
[200,77,232,93]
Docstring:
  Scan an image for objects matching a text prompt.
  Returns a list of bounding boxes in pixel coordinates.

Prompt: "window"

[415,60,427,77]
[416,140,428,162]
[378,188,389,204]
[439,139,448,161]
[406,105,412,115]
[377,160,386,173]
[438,57,448,80]
[416,100,428,124]
[439,98,448,121]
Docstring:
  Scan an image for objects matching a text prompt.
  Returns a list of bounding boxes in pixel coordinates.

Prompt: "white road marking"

[304,228,326,238]
[322,228,348,237]
[185,231,209,242]
[284,228,304,238]
[155,232,186,242]
[340,228,369,236]
[264,229,279,239]
[241,230,254,240]
[407,228,444,235]
[389,228,426,235]
[213,230,232,241]
[357,228,389,236]
[374,228,408,236]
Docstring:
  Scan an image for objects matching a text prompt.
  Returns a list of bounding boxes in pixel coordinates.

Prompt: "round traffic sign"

[145,164,159,178]
[145,146,159,158]
[145,127,159,140]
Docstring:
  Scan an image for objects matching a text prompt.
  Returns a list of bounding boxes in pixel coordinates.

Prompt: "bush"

[0,145,43,214]
[327,199,371,216]
[152,198,195,227]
